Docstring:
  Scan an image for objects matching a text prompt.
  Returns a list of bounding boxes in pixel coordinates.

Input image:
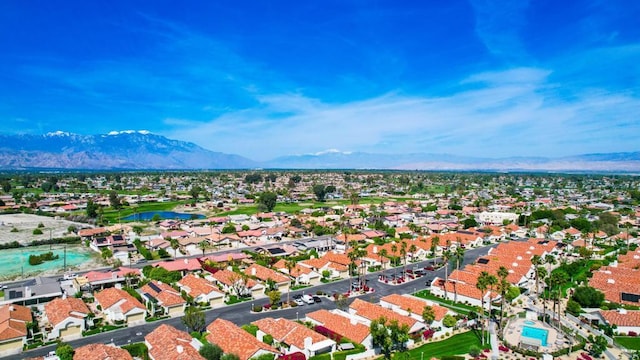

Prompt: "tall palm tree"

[442,249,452,300]
[531,254,542,294]
[198,240,208,257]
[549,271,568,327]
[391,243,398,280]
[497,266,509,327]
[285,259,296,305]
[453,246,465,302]
[537,266,548,321]
[544,254,556,275]
[431,236,440,256]
[400,241,408,279]
[378,248,388,270]
[476,271,490,345]
[169,238,180,259]
[409,244,418,262]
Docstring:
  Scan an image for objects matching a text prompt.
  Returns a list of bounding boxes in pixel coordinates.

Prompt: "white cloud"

[166,67,640,160]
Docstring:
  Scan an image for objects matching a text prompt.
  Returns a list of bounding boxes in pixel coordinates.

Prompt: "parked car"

[302,294,315,304]
[425,265,435,271]
[312,295,322,303]
[294,298,305,306]
[63,273,77,280]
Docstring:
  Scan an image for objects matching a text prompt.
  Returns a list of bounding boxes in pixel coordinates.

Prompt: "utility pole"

[63,245,67,272]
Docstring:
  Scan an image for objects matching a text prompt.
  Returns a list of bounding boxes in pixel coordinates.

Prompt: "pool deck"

[503,318,565,353]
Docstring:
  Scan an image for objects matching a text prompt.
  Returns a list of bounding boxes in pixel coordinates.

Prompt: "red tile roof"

[146,324,205,360]
[73,343,133,360]
[140,281,186,307]
[206,319,279,360]
[245,264,290,284]
[380,294,449,321]
[306,309,370,344]
[44,297,91,327]
[0,304,31,341]
[94,288,145,315]
[350,299,418,329]
[177,274,222,298]
[252,317,331,350]
[600,310,640,327]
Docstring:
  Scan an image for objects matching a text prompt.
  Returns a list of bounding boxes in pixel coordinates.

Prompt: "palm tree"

[544,254,556,275]
[409,244,417,262]
[400,241,408,279]
[198,240,208,257]
[285,259,296,305]
[453,246,465,302]
[442,249,452,300]
[531,254,542,294]
[476,271,490,345]
[549,271,568,327]
[391,243,398,280]
[537,266,548,321]
[497,266,509,327]
[169,238,180,259]
[378,248,388,270]
[430,236,440,256]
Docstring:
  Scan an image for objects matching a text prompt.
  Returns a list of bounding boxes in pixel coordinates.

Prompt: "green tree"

[589,335,608,357]
[497,266,509,327]
[222,223,236,234]
[221,354,241,360]
[463,217,478,229]
[258,192,277,212]
[0,180,11,193]
[370,317,409,360]
[56,342,75,360]
[312,184,327,202]
[571,286,605,308]
[200,343,224,360]
[267,290,281,306]
[86,199,98,218]
[182,306,206,333]
[108,190,121,209]
[442,314,457,328]
[469,345,482,358]
[422,306,435,326]
[476,271,490,345]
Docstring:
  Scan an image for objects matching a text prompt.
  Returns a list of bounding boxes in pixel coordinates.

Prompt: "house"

[244,264,291,293]
[0,304,32,356]
[253,317,336,358]
[379,294,451,328]
[211,270,263,298]
[79,267,142,290]
[94,288,146,325]
[206,318,279,360]
[139,281,186,317]
[1,276,62,306]
[305,309,373,350]
[589,248,640,306]
[176,274,225,308]
[89,234,126,252]
[272,259,321,285]
[598,310,640,336]
[154,258,202,276]
[73,343,133,360]
[145,324,204,360]
[349,299,425,335]
[44,297,91,341]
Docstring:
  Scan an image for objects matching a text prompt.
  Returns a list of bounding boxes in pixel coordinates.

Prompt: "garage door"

[168,306,184,317]
[127,312,145,324]
[0,338,23,354]
[60,325,82,339]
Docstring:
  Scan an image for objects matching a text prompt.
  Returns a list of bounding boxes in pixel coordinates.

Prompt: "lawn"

[393,331,483,359]
[615,336,640,350]
[413,290,479,315]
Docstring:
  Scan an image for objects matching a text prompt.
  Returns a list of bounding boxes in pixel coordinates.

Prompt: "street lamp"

[296,311,299,321]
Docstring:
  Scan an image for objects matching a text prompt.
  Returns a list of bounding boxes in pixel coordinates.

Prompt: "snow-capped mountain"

[0,131,256,169]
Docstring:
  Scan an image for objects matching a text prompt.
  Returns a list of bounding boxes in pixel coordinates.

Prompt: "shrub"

[10,227,18,232]
[629,331,638,337]
[252,305,263,312]
[33,228,43,235]
[263,334,274,345]
[122,343,149,360]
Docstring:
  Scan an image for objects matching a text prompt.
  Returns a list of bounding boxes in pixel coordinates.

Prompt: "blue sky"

[1,1,639,161]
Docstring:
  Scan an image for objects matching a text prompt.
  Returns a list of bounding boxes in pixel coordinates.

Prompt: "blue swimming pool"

[121,211,205,221]
[524,320,536,325]
[522,326,548,346]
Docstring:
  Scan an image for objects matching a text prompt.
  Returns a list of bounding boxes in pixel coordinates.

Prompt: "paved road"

[11,244,497,359]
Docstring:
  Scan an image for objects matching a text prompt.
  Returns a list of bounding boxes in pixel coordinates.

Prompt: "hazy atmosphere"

[2,1,639,160]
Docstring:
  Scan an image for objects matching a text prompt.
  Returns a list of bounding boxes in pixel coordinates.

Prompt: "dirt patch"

[0,213,90,245]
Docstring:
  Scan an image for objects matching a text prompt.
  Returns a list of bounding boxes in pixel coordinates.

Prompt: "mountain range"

[0,131,639,172]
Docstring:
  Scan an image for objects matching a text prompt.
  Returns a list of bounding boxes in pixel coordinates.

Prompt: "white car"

[63,273,77,280]
[294,298,305,306]
[302,294,315,305]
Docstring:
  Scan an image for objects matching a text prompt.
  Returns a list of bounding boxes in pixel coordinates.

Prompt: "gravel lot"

[0,213,90,245]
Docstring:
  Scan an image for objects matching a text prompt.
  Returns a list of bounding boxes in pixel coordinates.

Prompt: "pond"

[121,211,205,221]
[0,245,96,280]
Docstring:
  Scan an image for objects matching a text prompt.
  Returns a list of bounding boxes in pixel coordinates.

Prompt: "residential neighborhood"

[0,171,638,360]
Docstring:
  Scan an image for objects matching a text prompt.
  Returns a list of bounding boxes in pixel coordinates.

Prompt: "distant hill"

[0,131,638,172]
[0,131,256,170]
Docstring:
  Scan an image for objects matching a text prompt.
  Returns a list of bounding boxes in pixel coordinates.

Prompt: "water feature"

[0,245,95,280]
[522,325,549,346]
[121,211,205,221]
[524,320,536,325]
